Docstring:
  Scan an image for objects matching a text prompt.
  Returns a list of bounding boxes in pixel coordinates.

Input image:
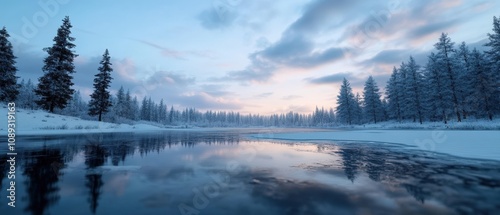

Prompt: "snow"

[2,105,499,161]
[0,105,163,136]
[251,129,500,161]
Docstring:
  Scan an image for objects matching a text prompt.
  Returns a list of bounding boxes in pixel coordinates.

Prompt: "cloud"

[197,3,237,30]
[145,71,195,89]
[282,95,302,100]
[216,0,353,83]
[307,72,354,85]
[173,92,243,110]
[199,84,235,97]
[254,92,273,98]
[134,39,184,59]
[406,19,460,41]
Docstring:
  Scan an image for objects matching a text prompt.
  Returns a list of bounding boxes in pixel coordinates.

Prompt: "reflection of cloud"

[104,172,131,196]
[141,166,195,182]
[140,193,171,208]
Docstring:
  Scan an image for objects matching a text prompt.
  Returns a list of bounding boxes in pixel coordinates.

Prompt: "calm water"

[1,129,499,215]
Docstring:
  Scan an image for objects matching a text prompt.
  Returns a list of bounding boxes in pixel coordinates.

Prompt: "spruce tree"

[434,33,462,122]
[386,67,403,121]
[362,76,383,123]
[469,49,496,120]
[403,56,425,124]
[484,16,500,115]
[454,42,473,119]
[35,16,78,112]
[424,52,453,123]
[88,49,113,121]
[336,78,357,125]
[0,27,20,102]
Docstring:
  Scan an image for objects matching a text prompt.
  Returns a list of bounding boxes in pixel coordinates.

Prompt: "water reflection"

[22,148,65,215]
[0,131,498,215]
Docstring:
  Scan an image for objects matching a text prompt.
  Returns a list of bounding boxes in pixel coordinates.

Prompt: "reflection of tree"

[86,174,103,214]
[403,184,428,203]
[365,151,387,182]
[23,148,65,215]
[338,148,363,182]
[110,141,134,166]
[84,144,108,214]
[0,155,7,191]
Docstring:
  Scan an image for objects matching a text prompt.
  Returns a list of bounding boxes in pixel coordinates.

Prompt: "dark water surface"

[1,129,499,215]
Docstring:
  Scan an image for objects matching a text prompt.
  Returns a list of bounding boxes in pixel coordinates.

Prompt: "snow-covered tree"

[403,56,425,124]
[424,52,453,123]
[484,16,500,115]
[336,78,357,125]
[130,96,140,120]
[114,86,126,118]
[453,42,473,119]
[62,90,87,117]
[158,99,167,123]
[16,79,38,109]
[35,16,78,112]
[124,90,132,119]
[362,76,384,123]
[469,49,497,120]
[0,27,19,102]
[386,67,403,121]
[434,33,462,122]
[88,49,113,121]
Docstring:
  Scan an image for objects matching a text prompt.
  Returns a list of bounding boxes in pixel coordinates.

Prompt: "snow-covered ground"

[0,106,163,136]
[2,106,499,161]
[251,129,500,161]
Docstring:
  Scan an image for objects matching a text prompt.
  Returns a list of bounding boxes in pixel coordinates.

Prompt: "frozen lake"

[1,129,499,215]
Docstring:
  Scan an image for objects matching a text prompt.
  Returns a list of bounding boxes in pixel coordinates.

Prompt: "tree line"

[336,16,500,124]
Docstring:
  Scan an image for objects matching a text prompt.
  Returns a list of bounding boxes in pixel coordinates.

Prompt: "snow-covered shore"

[250,129,500,161]
[0,106,164,136]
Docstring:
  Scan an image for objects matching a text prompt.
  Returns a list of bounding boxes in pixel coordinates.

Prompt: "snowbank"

[251,130,500,161]
[0,106,163,136]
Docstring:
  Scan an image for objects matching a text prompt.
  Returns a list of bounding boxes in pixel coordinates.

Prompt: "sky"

[1,0,498,114]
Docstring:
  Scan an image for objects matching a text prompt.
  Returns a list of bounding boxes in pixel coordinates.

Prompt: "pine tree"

[0,27,19,102]
[469,49,496,120]
[336,78,357,125]
[35,16,78,112]
[484,16,500,115]
[386,67,403,121]
[114,86,125,117]
[16,79,38,109]
[403,56,425,124]
[424,52,453,123]
[88,49,113,121]
[63,90,87,117]
[131,96,139,120]
[362,76,384,123]
[454,42,473,119]
[124,90,132,119]
[140,97,148,121]
[434,33,462,122]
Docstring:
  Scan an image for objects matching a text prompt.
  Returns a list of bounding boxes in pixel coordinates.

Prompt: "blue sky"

[1,0,498,114]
